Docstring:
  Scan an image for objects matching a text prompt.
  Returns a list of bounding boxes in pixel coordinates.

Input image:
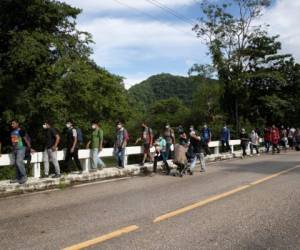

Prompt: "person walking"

[250,129,260,156]
[10,120,30,184]
[264,126,272,153]
[114,121,129,168]
[288,127,296,149]
[42,120,61,178]
[240,128,249,157]
[280,126,288,151]
[220,125,230,153]
[201,124,211,155]
[135,122,153,166]
[63,120,83,173]
[271,125,280,154]
[86,120,106,172]
[153,134,170,175]
[188,129,206,175]
[164,123,175,160]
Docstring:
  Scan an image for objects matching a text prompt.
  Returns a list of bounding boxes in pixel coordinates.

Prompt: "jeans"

[91,148,106,170]
[189,153,205,172]
[12,148,27,181]
[64,147,83,172]
[272,143,280,154]
[265,141,271,153]
[165,143,172,159]
[44,149,60,175]
[115,147,125,168]
[221,140,230,152]
[241,142,248,156]
[153,151,170,173]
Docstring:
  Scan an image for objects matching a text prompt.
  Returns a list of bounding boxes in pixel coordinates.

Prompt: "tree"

[193,0,271,131]
[147,98,190,132]
[0,0,130,149]
[188,64,216,78]
[191,82,224,125]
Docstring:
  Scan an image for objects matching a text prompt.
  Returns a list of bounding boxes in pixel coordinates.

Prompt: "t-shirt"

[164,128,174,144]
[91,128,103,149]
[11,129,25,151]
[44,128,58,149]
[142,127,152,144]
[202,128,211,142]
[67,128,78,148]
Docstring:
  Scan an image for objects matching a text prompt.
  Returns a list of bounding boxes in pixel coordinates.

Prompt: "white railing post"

[214,145,220,155]
[124,149,128,167]
[230,145,234,154]
[33,163,41,178]
[32,152,41,178]
[83,158,90,173]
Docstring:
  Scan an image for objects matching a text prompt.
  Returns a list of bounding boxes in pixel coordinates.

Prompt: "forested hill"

[128,73,217,108]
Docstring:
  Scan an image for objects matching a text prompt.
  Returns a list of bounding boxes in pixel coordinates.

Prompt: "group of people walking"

[0,119,127,184]
[0,119,299,184]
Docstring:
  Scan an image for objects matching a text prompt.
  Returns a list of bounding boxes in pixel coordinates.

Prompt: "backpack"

[123,129,130,143]
[23,133,32,161]
[76,128,83,145]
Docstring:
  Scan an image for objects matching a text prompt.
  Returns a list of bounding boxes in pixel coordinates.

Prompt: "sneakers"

[200,169,206,172]
[10,179,18,184]
[52,174,61,178]
[18,178,27,184]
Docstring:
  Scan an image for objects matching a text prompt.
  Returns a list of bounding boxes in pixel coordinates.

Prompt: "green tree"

[147,98,190,132]
[193,0,271,131]
[0,0,130,149]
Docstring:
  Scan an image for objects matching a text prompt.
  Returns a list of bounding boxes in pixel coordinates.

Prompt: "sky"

[62,0,300,88]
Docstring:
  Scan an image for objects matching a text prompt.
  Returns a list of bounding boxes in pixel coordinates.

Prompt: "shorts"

[143,143,151,154]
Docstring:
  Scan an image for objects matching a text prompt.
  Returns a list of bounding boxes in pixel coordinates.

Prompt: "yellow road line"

[62,225,139,250]
[154,165,300,223]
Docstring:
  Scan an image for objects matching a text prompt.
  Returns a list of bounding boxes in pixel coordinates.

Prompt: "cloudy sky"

[62,0,300,88]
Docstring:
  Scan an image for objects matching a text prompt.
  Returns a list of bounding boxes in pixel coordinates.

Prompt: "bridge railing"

[0,139,261,178]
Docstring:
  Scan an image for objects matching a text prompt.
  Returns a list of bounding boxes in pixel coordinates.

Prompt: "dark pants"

[250,144,259,155]
[64,147,82,172]
[265,141,271,153]
[221,140,230,152]
[272,143,280,154]
[153,152,170,173]
[241,143,248,156]
[288,138,294,149]
[166,143,173,159]
[203,141,211,155]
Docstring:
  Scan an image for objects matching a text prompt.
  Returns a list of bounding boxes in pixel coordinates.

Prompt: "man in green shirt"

[86,120,106,171]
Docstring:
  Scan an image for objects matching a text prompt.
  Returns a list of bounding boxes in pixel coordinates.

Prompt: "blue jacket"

[221,127,230,141]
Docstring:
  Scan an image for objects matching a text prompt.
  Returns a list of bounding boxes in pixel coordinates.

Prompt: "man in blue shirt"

[201,124,212,155]
[10,120,31,184]
[220,125,231,153]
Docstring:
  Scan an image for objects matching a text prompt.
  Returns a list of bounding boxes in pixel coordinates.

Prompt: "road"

[1,151,300,250]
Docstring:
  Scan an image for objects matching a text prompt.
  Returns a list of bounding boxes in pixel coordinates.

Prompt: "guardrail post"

[84,158,90,173]
[124,149,128,167]
[214,146,219,155]
[33,163,41,178]
[230,145,234,154]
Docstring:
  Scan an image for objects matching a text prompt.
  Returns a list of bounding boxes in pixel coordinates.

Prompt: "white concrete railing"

[0,139,255,178]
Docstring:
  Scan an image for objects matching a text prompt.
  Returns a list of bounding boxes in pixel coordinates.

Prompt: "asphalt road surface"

[1,151,300,250]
